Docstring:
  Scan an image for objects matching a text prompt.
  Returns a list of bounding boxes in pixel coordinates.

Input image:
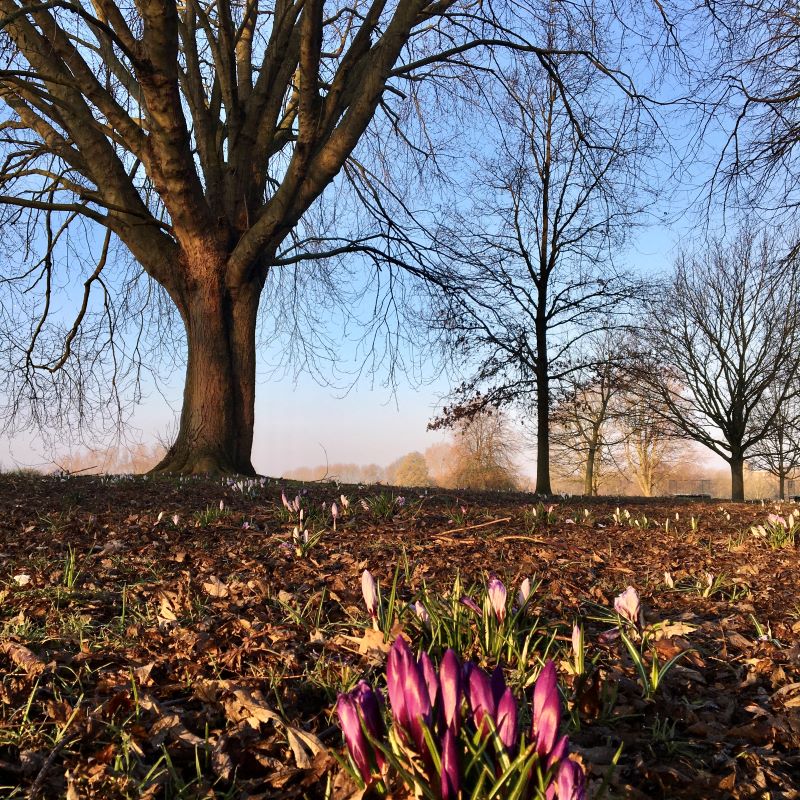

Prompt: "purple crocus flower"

[532,661,560,757]
[466,664,497,736]
[488,576,508,622]
[547,734,569,768]
[460,595,482,615]
[362,570,378,626]
[386,637,431,751]
[440,726,460,800]
[496,686,519,752]
[439,649,462,733]
[419,650,440,708]
[614,586,642,627]
[556,758,587,800]
[353,680,385,745]
[517,577,532,607]
[336,693,375,782]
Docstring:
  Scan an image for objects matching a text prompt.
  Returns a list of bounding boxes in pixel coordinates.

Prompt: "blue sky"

[0,11,733,477]
[0,215,688,477]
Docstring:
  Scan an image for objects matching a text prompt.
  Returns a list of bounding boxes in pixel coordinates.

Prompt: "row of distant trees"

[432,228,800,501]
[285,413,521,490]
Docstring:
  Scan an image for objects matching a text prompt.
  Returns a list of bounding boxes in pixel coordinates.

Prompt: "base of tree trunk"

[150,446,256,477]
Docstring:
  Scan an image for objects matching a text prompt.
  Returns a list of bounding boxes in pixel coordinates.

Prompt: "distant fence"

[667,479,713,497]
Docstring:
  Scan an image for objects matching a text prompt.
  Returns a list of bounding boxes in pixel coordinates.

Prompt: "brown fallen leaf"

[202,575,229,598]
[0,641,46,676]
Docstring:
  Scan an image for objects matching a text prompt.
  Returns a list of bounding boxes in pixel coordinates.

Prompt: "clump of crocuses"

[336,637,586,798]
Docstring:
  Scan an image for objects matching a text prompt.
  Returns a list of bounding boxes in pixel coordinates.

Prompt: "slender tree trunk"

[584,444,596,496]
[153,264,261,475]
[779,471,786,501]
[535,364,552,495]
[730,454,745,501]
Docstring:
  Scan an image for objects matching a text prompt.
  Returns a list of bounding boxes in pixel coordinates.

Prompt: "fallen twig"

[28,733,78,799]
[435,517,512,536]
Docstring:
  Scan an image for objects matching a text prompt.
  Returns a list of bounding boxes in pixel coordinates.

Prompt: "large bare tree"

[428,13,650,495]
[0,0,651,474]
[636,230,800,500]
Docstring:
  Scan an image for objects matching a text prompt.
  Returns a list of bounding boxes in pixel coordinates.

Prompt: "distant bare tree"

[428,11,651,495]
[636,230,800,500]
[749,387,800,500]
[391,451,432,487]
[441,411,522,491]
[616,393,687,496]
[550,336,627,496]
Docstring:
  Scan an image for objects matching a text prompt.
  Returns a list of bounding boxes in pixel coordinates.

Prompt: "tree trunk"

[779,471,786,501]
[153,269,261,475]
[584,444,596,496]
[535,366,552,495]
[730,455,745,501]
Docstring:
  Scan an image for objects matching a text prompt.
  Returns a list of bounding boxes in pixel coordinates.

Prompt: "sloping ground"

[0,474,798,798]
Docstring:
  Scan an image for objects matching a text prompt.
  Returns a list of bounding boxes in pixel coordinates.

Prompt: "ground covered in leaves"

[0,474,799,799]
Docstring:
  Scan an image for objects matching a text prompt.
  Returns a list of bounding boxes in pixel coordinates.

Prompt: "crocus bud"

[460,595,481,615]
[353,681,385,746]
[332,502,339,520]
[517,577,532,607]
[341,494,349,509]
[556,758,587,800]
[496,687,519,752]
[418,650,440,708]
[614,586,641,627]
[362,570,378,624]
[413,600,431,627]
[488,576,507,622]
[387,637,431,751]
[571,625,581,656]
[532,661,560,757]
[466,665,496,736]
[336,693,374,782]
[440,726,460,800]
[547,734,569,768]
[439,649,462,733]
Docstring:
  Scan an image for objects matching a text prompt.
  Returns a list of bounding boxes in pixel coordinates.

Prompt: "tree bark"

[730,455,745,501]
[584,443,596,496]
[535,365,552,495]
[152,265,261,475]
[779,471,786,501]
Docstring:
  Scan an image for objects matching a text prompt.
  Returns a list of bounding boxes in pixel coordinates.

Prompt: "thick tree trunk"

[730,455,745,501]
[153,269,261,475]
[535,365,552,495]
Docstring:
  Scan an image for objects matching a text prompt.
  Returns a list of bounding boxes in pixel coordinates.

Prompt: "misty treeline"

[2,0,800,499]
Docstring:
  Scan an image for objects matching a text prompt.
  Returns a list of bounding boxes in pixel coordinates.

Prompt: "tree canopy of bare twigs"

[635,229,800,500]
[427,11,651,495]
[0,0,665,475]
[699,0,800,229]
